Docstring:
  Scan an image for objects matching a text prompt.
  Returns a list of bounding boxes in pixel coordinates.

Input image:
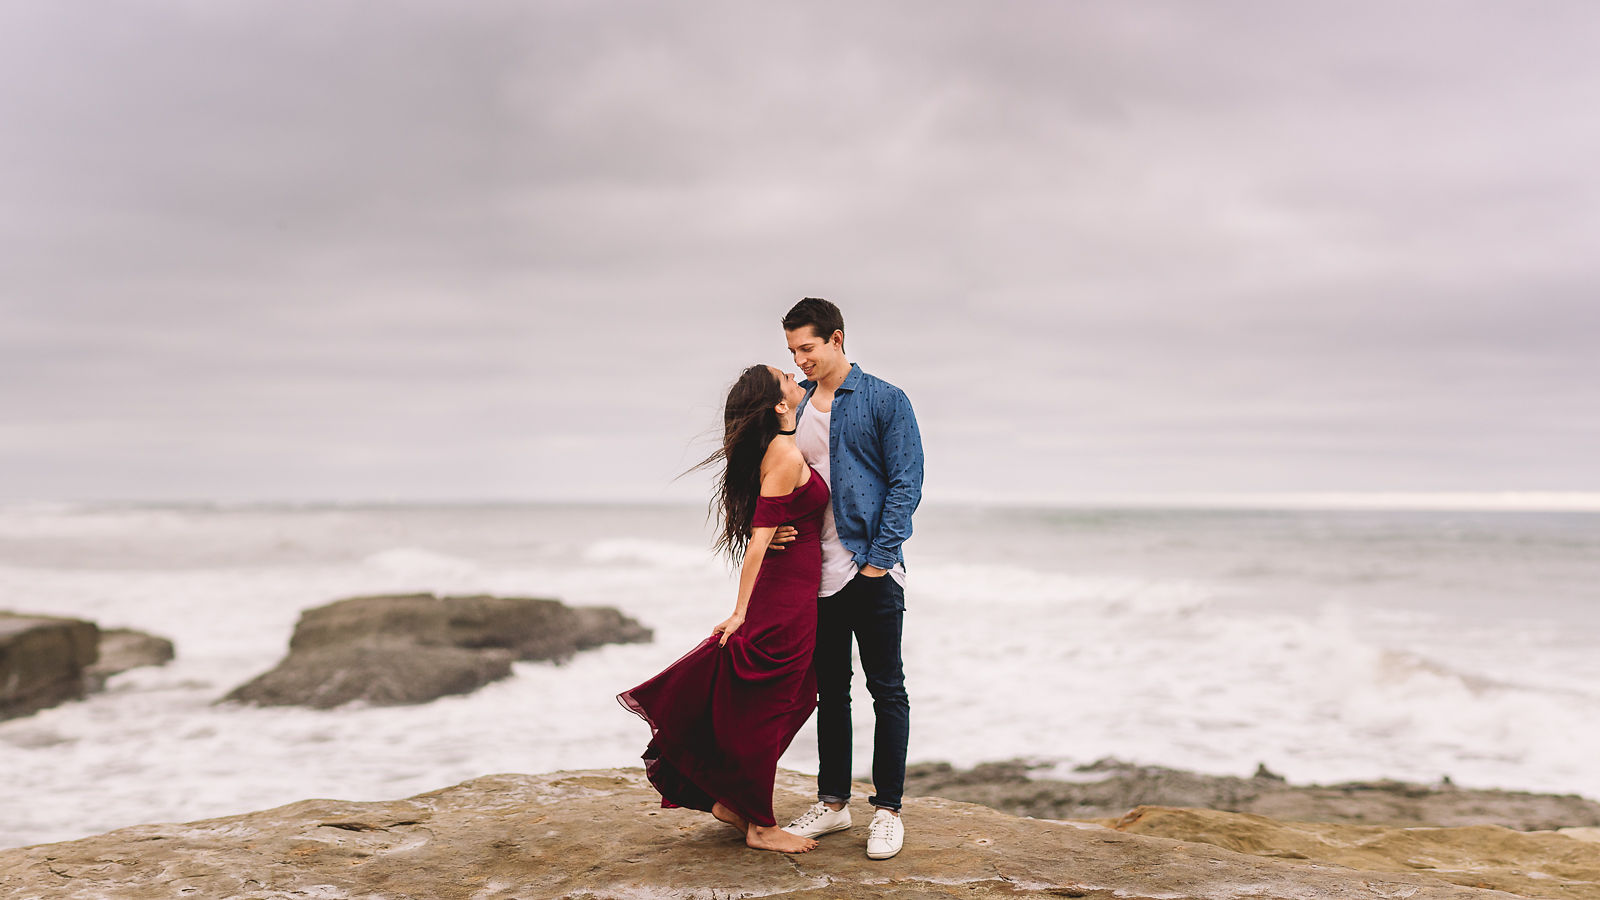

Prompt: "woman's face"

[768,366,806,410]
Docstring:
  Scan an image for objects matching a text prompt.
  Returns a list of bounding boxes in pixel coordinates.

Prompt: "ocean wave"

[0,506,193,538]
[359,547,484,580]
[914,561,1215,616]
[3,502,1597,852]
[581,538,721,572]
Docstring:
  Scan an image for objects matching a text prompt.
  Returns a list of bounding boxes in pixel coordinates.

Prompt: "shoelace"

[793,804,830,827]
[869,813,898,839]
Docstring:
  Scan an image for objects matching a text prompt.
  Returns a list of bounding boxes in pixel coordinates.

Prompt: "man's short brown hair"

[782,298,844,343]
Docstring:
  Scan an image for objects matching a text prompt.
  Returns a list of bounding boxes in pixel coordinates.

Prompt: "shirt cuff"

[865,548,900,571]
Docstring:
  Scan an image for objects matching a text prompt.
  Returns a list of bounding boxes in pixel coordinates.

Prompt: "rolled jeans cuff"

[818,793,849,806]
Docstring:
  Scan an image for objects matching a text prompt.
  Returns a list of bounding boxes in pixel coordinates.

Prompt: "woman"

[618,364,828,854]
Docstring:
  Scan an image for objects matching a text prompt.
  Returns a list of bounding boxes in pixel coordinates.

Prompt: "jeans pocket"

[873,573,906,612]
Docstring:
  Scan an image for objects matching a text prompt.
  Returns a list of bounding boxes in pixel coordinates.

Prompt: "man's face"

[785,326,844,381]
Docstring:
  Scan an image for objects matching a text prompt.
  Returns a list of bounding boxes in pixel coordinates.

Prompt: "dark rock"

[905,758,1600,831]
[906,759,1032,786]
[287,592,652,663]
[86,628,176,690]
[570,604,654,651]
[224,639,514,709]
[1254,761,1287,781]
[0,612,99,720]
[224,593,651,709]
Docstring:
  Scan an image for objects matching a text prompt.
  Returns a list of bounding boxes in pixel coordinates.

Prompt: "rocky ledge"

[4,768,1599,899]
[906,759,1600,831]
[223,593,653,709]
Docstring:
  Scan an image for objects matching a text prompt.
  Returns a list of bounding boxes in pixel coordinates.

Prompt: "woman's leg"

[711,801,747,834]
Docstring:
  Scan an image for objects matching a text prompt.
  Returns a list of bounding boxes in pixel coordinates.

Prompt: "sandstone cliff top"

[4,768,1596,899]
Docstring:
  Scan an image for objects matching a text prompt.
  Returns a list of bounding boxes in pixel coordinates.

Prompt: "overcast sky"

[3,2,1597,504]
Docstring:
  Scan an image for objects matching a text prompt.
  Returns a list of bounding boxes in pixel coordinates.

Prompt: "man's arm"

[766,524,798,551]
[864,388,923,572]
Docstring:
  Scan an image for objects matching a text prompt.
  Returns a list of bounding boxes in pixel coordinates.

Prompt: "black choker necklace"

[777,426,796,435]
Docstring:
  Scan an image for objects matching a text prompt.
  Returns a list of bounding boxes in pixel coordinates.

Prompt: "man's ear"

[830,330,845,350]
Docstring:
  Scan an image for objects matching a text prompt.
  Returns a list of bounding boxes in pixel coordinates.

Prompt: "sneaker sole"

[866,845,902,860]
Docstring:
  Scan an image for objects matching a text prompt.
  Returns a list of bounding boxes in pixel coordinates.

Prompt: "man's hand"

[860,564,888,578]
[767,525,799,552]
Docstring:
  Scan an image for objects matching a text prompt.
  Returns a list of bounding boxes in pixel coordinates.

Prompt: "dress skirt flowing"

[618,469,830,827]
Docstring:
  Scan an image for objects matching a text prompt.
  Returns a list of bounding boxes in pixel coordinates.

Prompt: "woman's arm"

[712,525,776,645]
[712,457,802,645]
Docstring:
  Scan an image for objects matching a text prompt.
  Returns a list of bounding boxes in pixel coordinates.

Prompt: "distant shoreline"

[5,491,1600,513]
[933,491,1600,513]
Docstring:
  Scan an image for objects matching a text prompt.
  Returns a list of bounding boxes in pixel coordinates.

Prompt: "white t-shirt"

[795,402,906,597]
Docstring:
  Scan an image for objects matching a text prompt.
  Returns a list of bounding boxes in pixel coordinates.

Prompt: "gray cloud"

[2,1,1597,502]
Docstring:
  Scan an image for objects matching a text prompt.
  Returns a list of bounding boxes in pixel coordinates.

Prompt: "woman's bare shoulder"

[760,442,806,495]
[764,441,805,467]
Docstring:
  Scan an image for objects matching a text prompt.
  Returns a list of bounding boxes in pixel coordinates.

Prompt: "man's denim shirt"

[798,363,924,572]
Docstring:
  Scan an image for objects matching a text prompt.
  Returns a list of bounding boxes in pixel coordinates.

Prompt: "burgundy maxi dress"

[618,467,829,828]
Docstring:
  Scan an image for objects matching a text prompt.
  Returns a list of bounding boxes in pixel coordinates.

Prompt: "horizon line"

[4,490,1600,513]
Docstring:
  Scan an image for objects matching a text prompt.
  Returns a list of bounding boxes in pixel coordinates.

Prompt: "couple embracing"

[618,298,923,858]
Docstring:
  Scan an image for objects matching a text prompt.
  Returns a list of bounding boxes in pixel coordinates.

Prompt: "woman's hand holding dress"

[712,613,746,646]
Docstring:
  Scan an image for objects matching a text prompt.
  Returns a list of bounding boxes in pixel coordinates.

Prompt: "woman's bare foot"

[711,801,748,835]
[745,823,818,853]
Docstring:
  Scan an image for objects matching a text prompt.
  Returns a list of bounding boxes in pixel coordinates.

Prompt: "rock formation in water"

[223,593,653,709]
[906,758,1600,831]
[4,767,1598,899]
[85,628,177,691]
[0,613,175,720]
[0,612,100,720]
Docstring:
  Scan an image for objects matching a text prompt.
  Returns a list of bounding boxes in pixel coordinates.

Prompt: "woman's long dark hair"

[689,365,783,564]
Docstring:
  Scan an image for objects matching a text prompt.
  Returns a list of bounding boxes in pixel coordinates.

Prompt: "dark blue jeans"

[814,570,908,811]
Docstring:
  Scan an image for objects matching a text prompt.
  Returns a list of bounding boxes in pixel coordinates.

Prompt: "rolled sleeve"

[865,389,923,570]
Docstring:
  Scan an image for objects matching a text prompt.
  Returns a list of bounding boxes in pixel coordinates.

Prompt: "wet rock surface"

[906,758,1600,831]
[7,767,1590,900]
[0,613,99,720]
[224,593,652,709]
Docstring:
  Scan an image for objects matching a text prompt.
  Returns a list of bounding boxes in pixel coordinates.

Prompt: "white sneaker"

[783,801,851,838]
[866,808,903,859]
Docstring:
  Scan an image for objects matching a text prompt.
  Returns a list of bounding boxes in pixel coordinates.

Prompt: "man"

[775,298,923,860]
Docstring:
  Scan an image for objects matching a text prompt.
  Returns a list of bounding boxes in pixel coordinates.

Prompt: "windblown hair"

[782,297,844,348]
[689,365,783,564]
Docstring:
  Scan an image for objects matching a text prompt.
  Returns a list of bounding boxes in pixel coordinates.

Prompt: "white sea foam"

[582,538,723,572]
[1,504,1597,850]
[361,547,486,583]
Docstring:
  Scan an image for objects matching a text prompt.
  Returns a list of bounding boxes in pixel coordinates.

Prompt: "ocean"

[2,500,1598,850]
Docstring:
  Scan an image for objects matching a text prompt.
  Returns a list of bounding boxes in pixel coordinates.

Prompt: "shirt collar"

[800,362,861,393]
[838,362,862,393]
